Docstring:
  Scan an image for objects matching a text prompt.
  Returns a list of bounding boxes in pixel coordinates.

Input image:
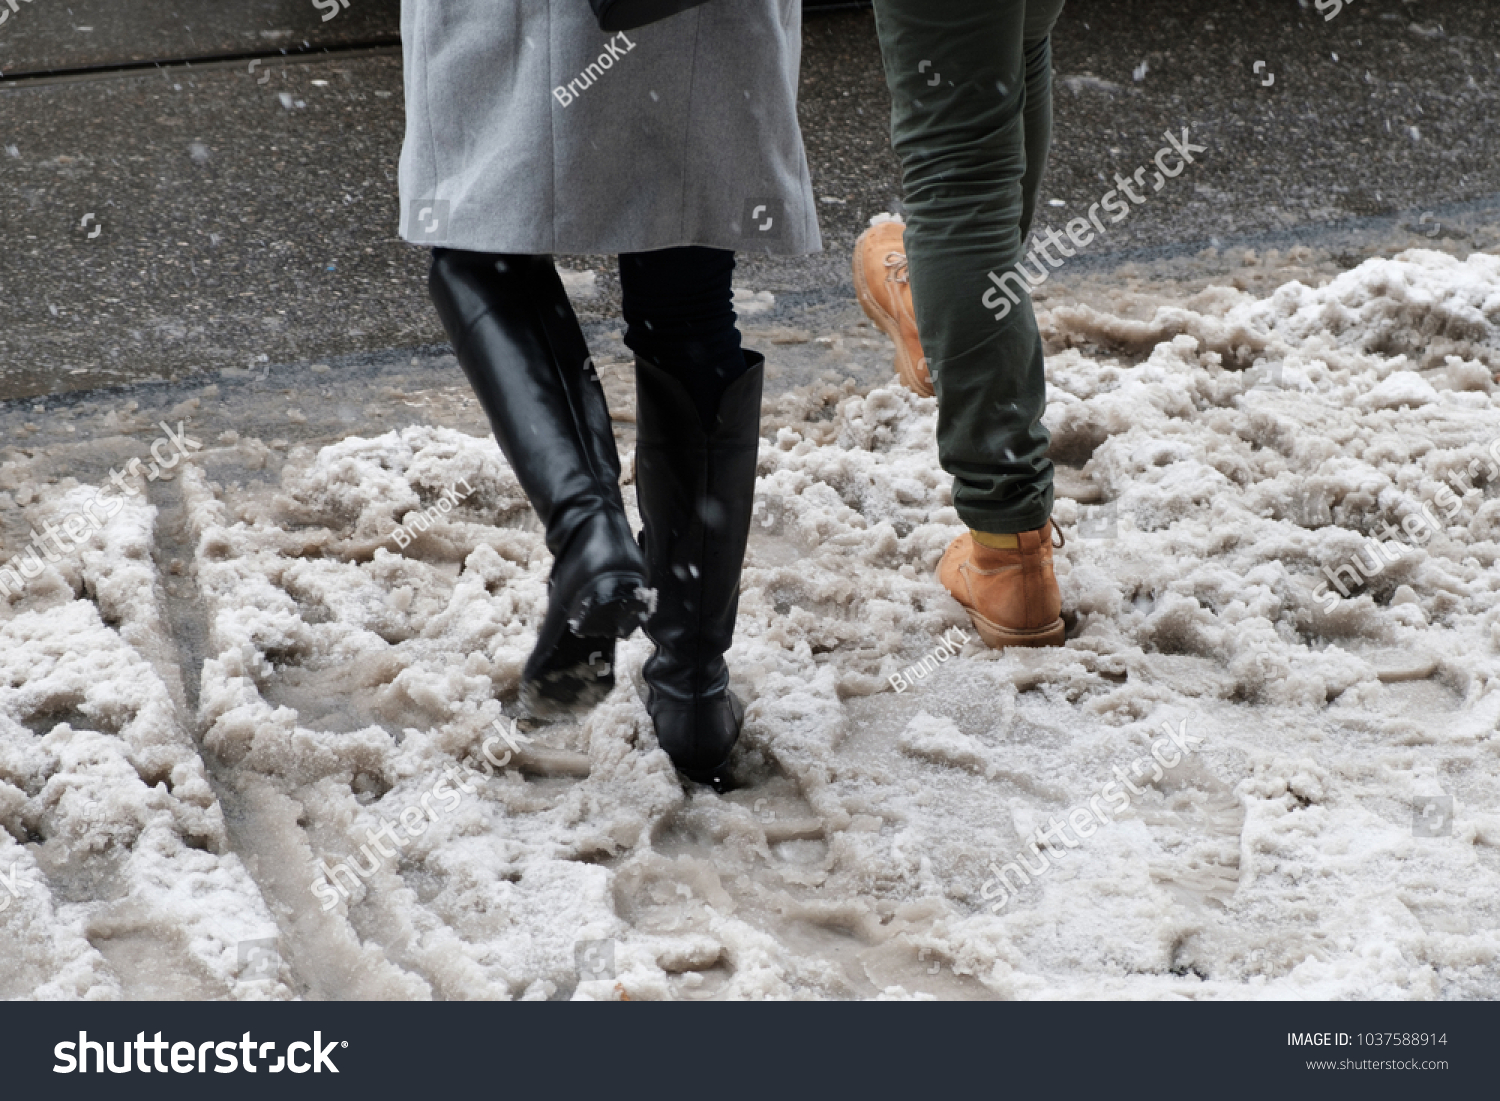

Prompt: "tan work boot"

[937,522,1066,648]
[852,219,933,397]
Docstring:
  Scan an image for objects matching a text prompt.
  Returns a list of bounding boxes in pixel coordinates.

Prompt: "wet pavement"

[0,0,1496,402]
[0,0,399,76]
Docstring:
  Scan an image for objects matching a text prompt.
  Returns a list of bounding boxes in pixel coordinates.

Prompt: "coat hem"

[396,234,825,257]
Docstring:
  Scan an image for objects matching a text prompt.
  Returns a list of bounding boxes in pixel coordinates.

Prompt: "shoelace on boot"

[883,251,910,285]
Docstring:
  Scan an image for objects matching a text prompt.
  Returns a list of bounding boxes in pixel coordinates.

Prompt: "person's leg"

[870,0,1064,535]
[619,247,745,429]
[1019,4,1067,240]
[620,247,762,787]
[428,248,650,715]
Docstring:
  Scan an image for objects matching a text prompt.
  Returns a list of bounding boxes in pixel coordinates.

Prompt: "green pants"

[872,0,1067,533]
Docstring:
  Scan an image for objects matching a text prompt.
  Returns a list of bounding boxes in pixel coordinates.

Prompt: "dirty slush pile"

[1,248,1498,999]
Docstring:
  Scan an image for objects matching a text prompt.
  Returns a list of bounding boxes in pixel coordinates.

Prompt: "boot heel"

[635,353,764,786]
[568,572,654,637]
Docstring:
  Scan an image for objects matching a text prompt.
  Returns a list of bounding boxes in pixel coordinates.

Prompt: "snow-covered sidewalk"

[2,248,1497,999]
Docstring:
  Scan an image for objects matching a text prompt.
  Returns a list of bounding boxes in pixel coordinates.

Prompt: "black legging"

[619,246,745,429]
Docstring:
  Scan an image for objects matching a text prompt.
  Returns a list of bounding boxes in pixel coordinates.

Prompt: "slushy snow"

[1,247,1497,999]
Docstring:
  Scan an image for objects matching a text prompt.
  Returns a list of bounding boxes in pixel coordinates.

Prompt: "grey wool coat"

[398,1,822,256]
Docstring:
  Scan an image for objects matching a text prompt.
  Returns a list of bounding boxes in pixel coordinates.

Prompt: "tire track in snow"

[152,465,428,998]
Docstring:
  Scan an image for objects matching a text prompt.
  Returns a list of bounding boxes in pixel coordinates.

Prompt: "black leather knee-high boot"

[634,350,764,787]
[429,249,651,717]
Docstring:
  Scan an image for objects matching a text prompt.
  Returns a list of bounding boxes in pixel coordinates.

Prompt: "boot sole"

[961,608,1066,649]
[567,571,655,637]
[522,571,652,720]
[852,234,935,398]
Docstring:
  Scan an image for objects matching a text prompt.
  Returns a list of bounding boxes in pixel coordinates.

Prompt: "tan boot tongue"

[970,529,1021,550]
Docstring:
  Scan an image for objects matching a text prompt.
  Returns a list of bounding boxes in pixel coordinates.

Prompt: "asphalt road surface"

[0,0,1496,401]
